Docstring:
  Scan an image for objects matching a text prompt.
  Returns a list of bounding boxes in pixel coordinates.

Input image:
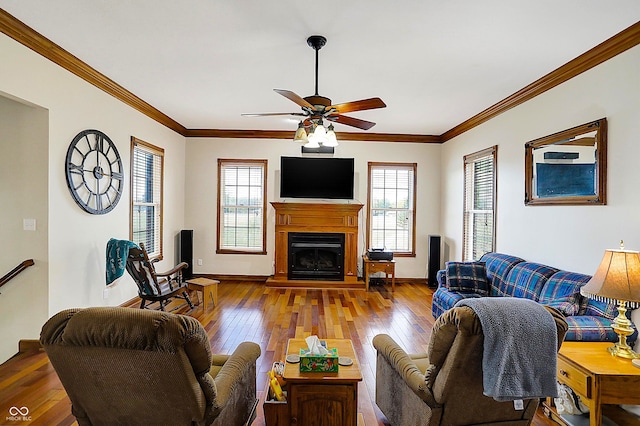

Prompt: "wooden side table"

[186,277,219,311]
[362,254,395,292]
[546,341,640,426]
[282,338,363,426]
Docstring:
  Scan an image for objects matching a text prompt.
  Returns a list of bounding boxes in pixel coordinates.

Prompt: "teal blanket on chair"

[106,239,139,285]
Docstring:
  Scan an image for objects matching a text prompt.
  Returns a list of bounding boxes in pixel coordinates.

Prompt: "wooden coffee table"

[283,338,363,426]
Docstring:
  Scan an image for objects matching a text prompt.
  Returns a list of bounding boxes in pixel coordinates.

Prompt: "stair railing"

[0,259,35,290]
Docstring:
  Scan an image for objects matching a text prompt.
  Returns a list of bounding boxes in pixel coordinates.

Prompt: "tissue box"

[299,348,339,372]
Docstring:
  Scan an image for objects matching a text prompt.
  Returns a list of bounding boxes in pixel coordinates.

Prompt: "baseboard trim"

[193,274,270,282]
[18,339,43,353]
[195,274,427,286]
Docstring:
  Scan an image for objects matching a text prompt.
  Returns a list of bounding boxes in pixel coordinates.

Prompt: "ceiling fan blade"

[274,89,314,109]
[329,97,386,114]
[241,112,306,117]
[327,114,376,130]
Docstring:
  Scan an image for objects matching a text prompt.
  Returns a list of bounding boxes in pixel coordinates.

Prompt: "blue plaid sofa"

[431,252,637,343]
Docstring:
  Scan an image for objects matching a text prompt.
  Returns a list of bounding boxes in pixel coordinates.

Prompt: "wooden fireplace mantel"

[268,202,364,288]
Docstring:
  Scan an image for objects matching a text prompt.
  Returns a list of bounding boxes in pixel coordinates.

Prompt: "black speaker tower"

[427,235,441,288]
[179,230,193,280]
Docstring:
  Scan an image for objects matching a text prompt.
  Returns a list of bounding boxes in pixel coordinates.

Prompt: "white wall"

[0,95,49,362]
[184,138,442,280]
[440,45,640,346]
[0,33,187,362]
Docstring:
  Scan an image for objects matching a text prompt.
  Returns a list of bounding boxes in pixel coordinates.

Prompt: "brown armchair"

[372,304,568,426]
[40,307,261,426]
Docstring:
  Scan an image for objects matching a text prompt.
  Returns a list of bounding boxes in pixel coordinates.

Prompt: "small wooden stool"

[186,278,219,311]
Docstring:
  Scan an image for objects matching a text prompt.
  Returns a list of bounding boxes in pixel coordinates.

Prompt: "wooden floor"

[0,280,558,425]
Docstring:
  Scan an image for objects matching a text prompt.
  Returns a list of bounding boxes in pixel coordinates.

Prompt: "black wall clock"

[65,129,124,214]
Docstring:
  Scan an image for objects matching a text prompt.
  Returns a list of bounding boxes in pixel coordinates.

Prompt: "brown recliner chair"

[40,307,261,426]
[372,305,568,426]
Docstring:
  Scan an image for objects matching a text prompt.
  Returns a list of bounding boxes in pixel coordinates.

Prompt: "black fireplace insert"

[288,232,345,281]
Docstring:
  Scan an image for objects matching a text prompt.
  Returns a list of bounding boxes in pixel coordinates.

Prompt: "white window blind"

[368,163,416,254]
[463,146,497,261]
[218,159,267,253]
[131,139,163,258]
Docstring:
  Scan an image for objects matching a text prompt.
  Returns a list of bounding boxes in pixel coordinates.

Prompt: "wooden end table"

[363,254,395,292]
[186,277,219,311]
[545,341,640,426]
[283,338,363,426]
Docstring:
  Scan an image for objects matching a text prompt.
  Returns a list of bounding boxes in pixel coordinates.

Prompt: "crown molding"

[441,21,640,142]
[1,10,638,143]
[0,9,187,135]
[185,128,442,143]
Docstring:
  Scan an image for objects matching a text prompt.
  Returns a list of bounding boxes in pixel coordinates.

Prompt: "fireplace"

[288,232,345,281]
[269,202,363,288]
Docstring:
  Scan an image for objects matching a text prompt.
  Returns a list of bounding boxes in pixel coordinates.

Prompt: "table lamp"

[580,241,640,359]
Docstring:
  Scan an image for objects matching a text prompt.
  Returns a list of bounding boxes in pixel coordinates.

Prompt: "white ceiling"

[1,1,639,135]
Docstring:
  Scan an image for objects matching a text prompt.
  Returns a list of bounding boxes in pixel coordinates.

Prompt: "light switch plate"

[23,218,36,231]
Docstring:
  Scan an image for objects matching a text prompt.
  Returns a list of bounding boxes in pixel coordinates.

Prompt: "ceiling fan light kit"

[242,35,386,149]
[294,121,308,143]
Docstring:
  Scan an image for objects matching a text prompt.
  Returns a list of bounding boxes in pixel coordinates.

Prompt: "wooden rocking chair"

[125,243,194,311]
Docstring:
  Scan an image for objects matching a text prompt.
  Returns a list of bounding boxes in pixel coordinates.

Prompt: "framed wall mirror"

[525,118,607,205]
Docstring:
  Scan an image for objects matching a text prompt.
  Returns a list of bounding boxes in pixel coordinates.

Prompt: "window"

[217,159,267,254]
[130,137,163,259]
[367,162,416,256]
[463,146,497,261]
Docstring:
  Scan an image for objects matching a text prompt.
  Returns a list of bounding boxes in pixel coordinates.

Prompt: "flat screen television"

[280,156,354,199]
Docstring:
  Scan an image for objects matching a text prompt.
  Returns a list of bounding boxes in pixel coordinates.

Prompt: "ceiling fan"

[242,35,386,131]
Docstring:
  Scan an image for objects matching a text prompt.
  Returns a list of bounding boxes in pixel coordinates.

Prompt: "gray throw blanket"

[455,297,558,401]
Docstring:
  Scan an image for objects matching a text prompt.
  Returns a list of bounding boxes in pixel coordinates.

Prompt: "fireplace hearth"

[288,233,344,281]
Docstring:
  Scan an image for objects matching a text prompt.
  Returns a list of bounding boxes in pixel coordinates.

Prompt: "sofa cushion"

[542,295,581,316]
[431,287,482,319]
[479,253,525,297]
[540,271,590,300]
[581,298,619,320]
[436,269,446,288]
[564,316,619,342]
[498,262,559,300]
[539,271,590,316]
[445,262,489,295]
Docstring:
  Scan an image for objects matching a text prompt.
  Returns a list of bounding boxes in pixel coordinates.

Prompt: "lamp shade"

[580,248,640,308]
[313,122,327,144]
[323,124,338,147]
[304,128,320,148]
[293,122,308,143]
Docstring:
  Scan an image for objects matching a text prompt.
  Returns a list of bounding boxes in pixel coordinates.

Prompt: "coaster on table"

[338,357,353,366]
[286,354,300,364]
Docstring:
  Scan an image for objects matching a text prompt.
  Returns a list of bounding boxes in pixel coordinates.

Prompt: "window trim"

[366,162,417,257]
[130,137,164,260]
[216,159,268,255]
[462,145,497,261]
